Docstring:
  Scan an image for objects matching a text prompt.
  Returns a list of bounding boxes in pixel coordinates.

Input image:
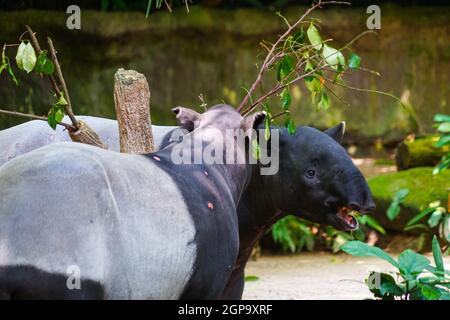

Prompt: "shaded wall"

[0,5,449,143]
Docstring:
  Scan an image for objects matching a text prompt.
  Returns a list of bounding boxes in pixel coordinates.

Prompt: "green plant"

[272,214,385,253]
[0,27,78,131]
[236,1,404,140]
[433,114,450,175]
[405,201,450,248]
[341,236,450,300]
[244,275,259,282]
[271,215,315,253]
[386,188,410,221]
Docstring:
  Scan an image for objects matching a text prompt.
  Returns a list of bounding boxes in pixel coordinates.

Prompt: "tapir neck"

[235,167,284,267]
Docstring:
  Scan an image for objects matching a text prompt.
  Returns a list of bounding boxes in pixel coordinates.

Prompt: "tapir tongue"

[337,206,358,229]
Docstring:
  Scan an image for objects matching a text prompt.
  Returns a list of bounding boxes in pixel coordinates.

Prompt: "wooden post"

[114,68,154,154]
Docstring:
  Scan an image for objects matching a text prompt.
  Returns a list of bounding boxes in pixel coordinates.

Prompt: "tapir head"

[170,104,265,164]
[267,123,375,231]
[172,104,264,134]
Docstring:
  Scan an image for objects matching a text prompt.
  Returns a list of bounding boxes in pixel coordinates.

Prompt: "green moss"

[374,159,395,166]
[396,136,448,170]
[368,168,450,232]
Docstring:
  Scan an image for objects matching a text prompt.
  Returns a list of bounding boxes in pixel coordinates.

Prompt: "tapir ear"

[241,112,266,133]
[171,107,200,132]
[325,121,346,143]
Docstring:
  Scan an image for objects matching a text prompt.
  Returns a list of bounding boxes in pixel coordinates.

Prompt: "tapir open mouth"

[336,206,359,230]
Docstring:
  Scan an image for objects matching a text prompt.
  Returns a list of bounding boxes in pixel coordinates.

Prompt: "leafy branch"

[237,0,403,136]
[0,26,106,148]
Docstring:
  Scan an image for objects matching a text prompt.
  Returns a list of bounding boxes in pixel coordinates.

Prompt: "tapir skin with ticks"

[0,106,375,299]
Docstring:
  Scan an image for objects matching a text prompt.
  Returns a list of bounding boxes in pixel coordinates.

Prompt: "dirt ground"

[242,252,450,300]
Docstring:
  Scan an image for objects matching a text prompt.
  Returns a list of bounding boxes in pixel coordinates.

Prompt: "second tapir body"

[0,105,263,299]
[0,111,375,299]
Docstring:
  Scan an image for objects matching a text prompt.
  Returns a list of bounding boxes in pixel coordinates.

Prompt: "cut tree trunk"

[114,68,154,154]
[395,136,447,171]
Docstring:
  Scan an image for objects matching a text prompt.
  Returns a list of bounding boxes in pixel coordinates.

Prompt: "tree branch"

[25,25,61,99]
[0,108,75,130]
[237,0,350,112]
[47,37,79,129]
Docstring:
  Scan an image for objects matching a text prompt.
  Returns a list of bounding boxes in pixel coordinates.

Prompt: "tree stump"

[114,68,154,154]
[395,136,447,171]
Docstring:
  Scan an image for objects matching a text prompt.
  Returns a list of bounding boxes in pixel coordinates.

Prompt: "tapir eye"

[305,169,316,178]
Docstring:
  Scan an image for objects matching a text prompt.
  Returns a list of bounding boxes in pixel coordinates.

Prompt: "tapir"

[0,109,375,299]
[0,115,176,166]
[0,104,264,299]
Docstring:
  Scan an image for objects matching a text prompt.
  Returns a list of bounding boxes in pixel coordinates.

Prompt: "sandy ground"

[242,252,450,300]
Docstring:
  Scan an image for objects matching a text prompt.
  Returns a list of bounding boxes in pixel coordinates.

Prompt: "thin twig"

[321,75,405,106]
[271,110,289,121]
[237,0,350,112]
[164,0,172,12]
[322,82,350,107]
[25,25,61,96]
[0,108,75,130]
[47,37,79,129]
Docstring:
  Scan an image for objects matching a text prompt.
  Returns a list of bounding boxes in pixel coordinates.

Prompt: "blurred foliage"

[271,213,385,254]
[1,0,447,11]
[433,114,450,175]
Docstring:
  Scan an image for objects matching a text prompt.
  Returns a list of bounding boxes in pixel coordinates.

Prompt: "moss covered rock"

[395,136,448,170]
[368,167,450,232]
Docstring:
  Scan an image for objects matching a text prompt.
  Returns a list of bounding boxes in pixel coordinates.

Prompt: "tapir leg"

[0,265,105,299]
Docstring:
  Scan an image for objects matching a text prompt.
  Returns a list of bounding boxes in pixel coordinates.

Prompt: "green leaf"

[7,62,18,86]
[252,139,261,160]
[304,76,322,95]
[437,122,450,133]
[348,53,361,70]
[145,0,152,18]
[397,249,430,275]
[443,215,450,243]
[395,188,410,201]
[332,233,353,253]
[22,42,37,73]
[387,189,409,221]
[47,109,57,130]
[366,272,401,299]
[427,210,443,228]
[432,236,444,273]
[341,241,400,269]
[406,207,435,227]
[244,275,259,282]
[317,91,330,110]
[322,44,345,70]
[420,284,441,300]
[287,118,296,135]
[35,51,55,75]
[292,28,305,45]
[305,60,314,72]
[363,215,386,235]
[264,113,271,141]
[277,55,295,81]
[435,134,450,148]
[387,202,401,221]
[55,94,68,107]
[15,41,27,71]
[434,114,450,123]
[54,108,64,123]
[307,22,322,50]
[280,87,291,111]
